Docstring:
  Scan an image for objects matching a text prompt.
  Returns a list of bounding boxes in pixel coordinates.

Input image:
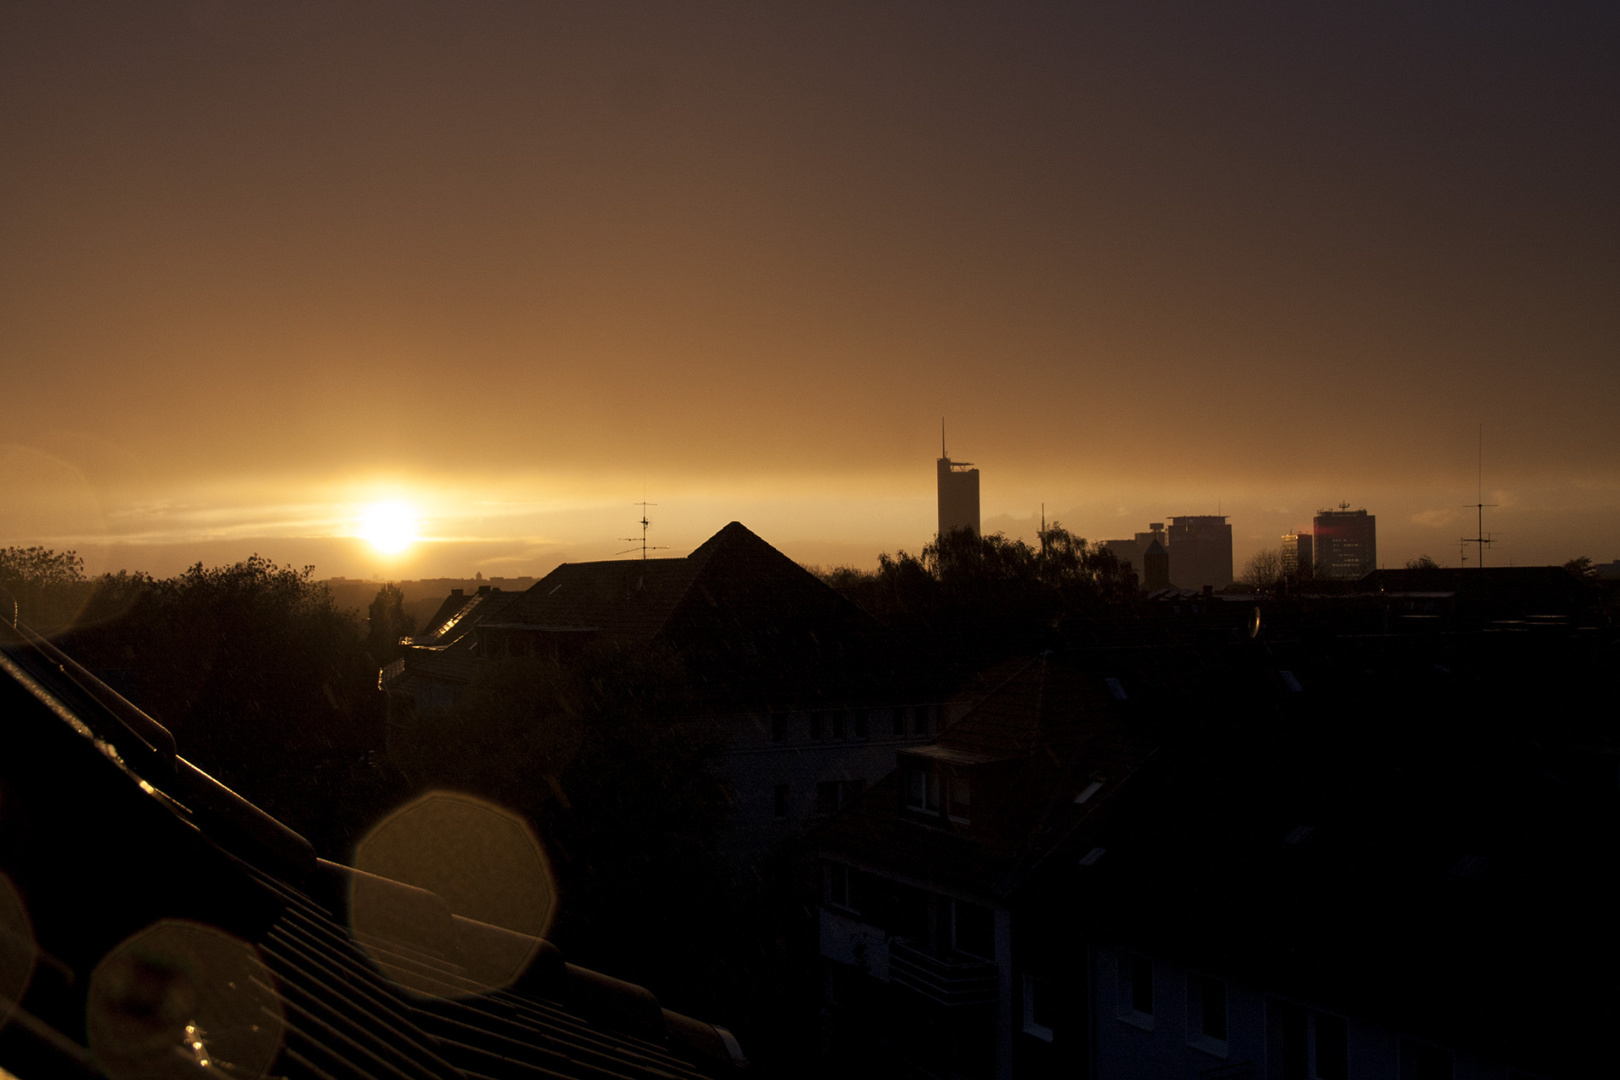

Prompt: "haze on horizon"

[3,2,1616,582]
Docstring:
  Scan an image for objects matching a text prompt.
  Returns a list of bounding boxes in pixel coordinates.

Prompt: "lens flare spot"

[350,792,555,995]
[86,920,284,1080]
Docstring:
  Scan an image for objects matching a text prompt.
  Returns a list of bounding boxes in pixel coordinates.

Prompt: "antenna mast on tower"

[617,502,669,560]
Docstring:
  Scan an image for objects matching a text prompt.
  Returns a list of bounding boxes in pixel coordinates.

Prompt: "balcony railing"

[888,939,998,1006]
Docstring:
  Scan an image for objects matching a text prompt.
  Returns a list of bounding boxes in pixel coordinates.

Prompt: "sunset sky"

[3,2,1616,581]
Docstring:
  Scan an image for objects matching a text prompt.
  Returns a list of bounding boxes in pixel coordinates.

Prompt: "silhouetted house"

[938,445,981,539]
[816,651,1154,1078]
[1166,515,1232,590]
[383,522,961,857]
[1,615,746,1080]
[816,628,1616,1079]
[1313,505,1376,579]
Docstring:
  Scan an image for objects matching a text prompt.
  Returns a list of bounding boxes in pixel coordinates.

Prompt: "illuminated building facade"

[1282,531,1314,578]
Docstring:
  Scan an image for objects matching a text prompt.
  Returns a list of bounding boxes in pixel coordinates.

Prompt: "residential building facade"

[816,620,1614,1079]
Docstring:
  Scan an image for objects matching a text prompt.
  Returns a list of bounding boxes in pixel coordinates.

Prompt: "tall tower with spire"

[937,420,981,539]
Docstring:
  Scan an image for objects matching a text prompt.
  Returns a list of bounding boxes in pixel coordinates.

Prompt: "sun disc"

[360,501,417,555]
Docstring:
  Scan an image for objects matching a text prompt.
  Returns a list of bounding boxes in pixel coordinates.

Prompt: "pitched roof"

[0,619,745,1079]
[395,522,900,707]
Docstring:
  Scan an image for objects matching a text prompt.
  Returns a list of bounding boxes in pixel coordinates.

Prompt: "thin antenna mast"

[617,502,669,560]
[941,417,947,459]
[1459,423,1496,569]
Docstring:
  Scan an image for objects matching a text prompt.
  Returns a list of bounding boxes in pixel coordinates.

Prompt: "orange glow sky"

[3,3,1617,581]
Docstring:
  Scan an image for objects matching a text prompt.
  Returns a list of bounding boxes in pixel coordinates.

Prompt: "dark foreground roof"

[0,618,745,1079]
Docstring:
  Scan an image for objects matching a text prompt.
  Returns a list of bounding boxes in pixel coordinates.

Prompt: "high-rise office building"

[1281,531,1314,578]
[937,431,980,539]
[1313,505,1376,579]
[1166,515,1233,590]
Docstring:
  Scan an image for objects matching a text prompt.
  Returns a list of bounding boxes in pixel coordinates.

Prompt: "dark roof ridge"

[937,653,1049,756]
[684,520,759,565]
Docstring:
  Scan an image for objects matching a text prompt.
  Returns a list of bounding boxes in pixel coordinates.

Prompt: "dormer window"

[904,767,968,825]
[905,769,942,812]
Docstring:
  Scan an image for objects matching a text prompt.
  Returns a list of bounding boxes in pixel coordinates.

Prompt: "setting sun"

[358,501,418,556]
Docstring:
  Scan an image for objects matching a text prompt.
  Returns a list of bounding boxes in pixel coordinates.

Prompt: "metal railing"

[888,939,998,1007]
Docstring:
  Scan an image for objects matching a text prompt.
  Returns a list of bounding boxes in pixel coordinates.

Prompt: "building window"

[948,776,971,823]
[831,710,847,740]
[1275,1001,1349,1080]
[1187,973,1227,1055]
[1117,952,1154,1029]
[826,863,850,909]
[854,708,869,739]
[1022,975,1054,1042]
[770,713,786,742]
[817,781,840,816]
[1313,1011,1348,1080]
[925,772,942,812]
[773,784,788,820]
[905,769,926,811]
[952,899,995,960]
[818,779,865,816]
[809,711,824,740]
[892,707,906,737]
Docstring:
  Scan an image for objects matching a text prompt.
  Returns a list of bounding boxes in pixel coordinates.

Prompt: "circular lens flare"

[359,501,418,555]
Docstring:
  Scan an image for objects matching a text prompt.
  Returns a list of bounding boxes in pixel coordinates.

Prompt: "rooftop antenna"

[941,417,947,459]
[1459,423,1496,569]
[617,502,669,560]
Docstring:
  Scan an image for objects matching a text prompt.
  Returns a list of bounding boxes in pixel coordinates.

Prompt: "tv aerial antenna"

[618,502,668,559]
[1459,424,1497,569]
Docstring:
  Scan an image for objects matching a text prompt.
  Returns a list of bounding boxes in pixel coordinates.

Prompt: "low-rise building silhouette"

[1099,523,1167,583]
